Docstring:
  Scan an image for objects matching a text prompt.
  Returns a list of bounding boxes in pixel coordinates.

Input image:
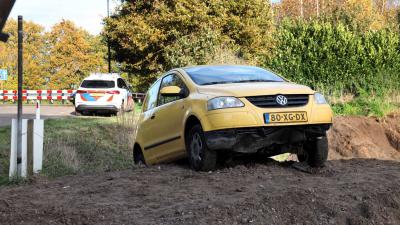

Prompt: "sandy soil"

[0,115,399,225]
[328,113,400,160]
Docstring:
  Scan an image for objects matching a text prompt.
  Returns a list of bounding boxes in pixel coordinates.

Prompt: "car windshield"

[185,66,285,85]
[80,80,115,89]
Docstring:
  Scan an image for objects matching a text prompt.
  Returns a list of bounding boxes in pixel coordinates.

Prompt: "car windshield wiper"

[231,79,282,83]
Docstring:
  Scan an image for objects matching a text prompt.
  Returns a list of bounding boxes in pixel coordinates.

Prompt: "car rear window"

[185,65,284,85]
[80,80,115,88]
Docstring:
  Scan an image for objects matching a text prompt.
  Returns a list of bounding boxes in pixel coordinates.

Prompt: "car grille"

[246,94,309,108]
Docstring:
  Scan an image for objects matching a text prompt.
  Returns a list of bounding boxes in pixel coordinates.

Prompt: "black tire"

[133,148,146,166]
[303,136,329,167]
[186,124,217,171]
[75,109,82,116]
[297,153,307,162]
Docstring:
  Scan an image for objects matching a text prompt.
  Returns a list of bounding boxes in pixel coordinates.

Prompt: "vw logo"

[276,95,288,106]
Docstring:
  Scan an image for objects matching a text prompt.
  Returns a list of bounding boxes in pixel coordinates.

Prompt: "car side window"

[157,74,188,106]
[122,79,129,90]
[143,79,161,112]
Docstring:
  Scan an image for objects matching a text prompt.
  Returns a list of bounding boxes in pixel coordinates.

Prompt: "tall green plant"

[266,20,400,96]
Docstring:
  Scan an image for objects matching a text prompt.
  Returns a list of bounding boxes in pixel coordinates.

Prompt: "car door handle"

[151,114,156,120]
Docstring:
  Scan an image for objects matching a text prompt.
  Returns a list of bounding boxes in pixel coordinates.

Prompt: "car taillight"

[106,90,120,94]
[76,90,88,94]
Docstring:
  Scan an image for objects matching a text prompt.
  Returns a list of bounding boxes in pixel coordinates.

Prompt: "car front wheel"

[301,136,329,167]
[187,124,217,171]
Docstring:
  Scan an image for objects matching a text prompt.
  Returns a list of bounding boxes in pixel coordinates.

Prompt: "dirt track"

[0,159,399,225]
[1,114,400,224]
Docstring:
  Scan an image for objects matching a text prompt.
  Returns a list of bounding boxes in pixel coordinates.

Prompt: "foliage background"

[0,19,108,90]
[0,0,399,102]
[102,0,400,98]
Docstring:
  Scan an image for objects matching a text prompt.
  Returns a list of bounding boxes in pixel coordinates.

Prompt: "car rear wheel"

[75,109,82,116]
[187,124,217,171]
[301,136,329,167]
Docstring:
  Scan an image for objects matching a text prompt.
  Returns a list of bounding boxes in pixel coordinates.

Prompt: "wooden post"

[16,15,23,177]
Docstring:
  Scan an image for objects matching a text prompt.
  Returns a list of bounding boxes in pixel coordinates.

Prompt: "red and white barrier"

[0,90,146,101]
[0,90,75,100]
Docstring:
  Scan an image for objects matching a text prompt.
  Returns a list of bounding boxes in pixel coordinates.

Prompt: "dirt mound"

[0,160,400,225]
[328,113,400,161]
[383,113,400,151]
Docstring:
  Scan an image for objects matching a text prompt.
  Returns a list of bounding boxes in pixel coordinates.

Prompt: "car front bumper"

[203,124,331,154]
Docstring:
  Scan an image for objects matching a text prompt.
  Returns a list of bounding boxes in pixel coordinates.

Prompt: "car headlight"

[314,93,327,104]
[207,97,244,111]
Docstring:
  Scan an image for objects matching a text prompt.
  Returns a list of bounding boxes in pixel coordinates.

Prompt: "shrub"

[266,20,400,96]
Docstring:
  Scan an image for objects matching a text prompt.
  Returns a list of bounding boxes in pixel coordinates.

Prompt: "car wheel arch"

[184,115,202,143]
[133,143,145,163]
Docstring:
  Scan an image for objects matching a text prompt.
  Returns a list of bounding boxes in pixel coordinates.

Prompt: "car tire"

[187,124,217,171]
[303,136,329,167]
[75,109,82,116]
[133,148,146,166]
[296,152,307,163]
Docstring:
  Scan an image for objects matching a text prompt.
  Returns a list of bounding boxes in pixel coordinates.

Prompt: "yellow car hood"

[197,82,315,97]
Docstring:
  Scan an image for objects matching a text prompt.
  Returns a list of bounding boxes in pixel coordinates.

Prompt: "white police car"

[74,73,134,115]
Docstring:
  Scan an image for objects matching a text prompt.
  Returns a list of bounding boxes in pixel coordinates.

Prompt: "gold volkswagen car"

[133,65,333,171]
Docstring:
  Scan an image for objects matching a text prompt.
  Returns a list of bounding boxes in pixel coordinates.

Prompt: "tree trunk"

[300,0,304,18]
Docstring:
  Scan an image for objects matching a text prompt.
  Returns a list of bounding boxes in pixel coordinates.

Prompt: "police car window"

[117,78,125,88]
[81,80,115,88]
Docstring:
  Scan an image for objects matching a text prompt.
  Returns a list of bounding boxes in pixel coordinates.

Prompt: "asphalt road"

[0,105,75,127]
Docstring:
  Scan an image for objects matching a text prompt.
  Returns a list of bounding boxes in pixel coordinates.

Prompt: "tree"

[0,19,46,89]
[0,19,108,90]
[46,20,107,89]
[274,0,398,31]
[103,0,274,90]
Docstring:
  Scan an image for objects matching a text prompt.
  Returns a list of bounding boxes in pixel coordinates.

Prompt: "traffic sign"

[0,69,8,80]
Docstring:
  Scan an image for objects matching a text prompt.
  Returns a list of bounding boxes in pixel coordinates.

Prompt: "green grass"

[331,94,399,117]
[0,113,137,184]
[271,153,290,162]
[0,127,11,185]
[135,103,142,114]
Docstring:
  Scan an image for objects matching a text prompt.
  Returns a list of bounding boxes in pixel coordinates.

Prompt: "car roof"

[84,73,121,81]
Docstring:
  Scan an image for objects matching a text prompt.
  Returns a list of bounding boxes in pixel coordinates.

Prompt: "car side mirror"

[160,86,182,97]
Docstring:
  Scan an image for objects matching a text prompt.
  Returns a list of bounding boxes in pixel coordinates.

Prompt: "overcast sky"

[9,0,121,35]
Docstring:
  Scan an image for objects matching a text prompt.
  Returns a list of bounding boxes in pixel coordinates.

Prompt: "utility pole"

[17,15,23,176]
[107,0,112,73]
[316,0,320,17]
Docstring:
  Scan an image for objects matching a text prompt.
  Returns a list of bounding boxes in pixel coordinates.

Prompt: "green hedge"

[266,20,400,96]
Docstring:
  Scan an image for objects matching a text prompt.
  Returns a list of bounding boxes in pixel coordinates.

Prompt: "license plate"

[91,93,104,97]
[264,112,308,124]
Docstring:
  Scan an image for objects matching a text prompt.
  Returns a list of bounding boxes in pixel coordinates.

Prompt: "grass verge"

[0,112,137,185]
[331,92,400,117]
